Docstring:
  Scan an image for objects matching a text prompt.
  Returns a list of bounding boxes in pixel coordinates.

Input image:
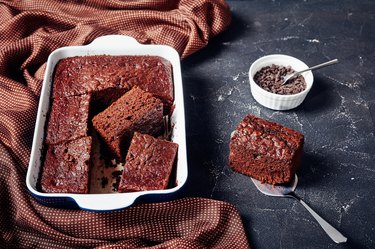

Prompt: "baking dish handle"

[87,35,140,48]
[73,193,138,211]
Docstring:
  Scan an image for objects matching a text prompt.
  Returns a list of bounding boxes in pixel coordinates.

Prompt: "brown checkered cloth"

[0,0,251,248]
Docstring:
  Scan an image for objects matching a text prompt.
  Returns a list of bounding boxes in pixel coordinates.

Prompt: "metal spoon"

[282,59,339,84]
[251,175,347,244]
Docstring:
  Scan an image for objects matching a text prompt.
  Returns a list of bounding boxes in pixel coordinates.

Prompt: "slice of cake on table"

[229,114,304,184]
[40,136,92,193]
[118,132,178,192]
[92,86,164,161]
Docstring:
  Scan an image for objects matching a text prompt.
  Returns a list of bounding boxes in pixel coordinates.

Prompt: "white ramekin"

[249,54,314,111]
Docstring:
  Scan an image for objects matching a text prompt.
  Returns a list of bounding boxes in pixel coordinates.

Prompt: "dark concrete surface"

[180,1,375,248]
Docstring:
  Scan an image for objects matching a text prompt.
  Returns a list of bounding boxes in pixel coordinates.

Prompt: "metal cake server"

[251,175,347,244]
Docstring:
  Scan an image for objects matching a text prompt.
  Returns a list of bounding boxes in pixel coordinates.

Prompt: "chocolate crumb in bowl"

[254,64,306,95]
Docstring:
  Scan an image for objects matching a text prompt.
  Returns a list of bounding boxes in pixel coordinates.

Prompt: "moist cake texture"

[41,55,175,194]
[118,132,178,192]
[52,55,173,111]
[92,86,164,161]
[229,114,304,184]
[45,94,91,145]
[40,137,92,193]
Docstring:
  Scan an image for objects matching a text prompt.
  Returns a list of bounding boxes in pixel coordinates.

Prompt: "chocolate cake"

[92,86,164,161]
[52,55,173,111]
[229,114,304,184]
[118,132,178,192]
[41,55,176,194]
[40,137,92,193]
[45,94,91,145]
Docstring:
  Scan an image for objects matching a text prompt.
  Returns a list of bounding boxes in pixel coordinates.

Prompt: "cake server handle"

[288,192,347,243]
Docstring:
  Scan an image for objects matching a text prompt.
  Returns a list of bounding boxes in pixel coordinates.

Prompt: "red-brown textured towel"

[0,0,250,248]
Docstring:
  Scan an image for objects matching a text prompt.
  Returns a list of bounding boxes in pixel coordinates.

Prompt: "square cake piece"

[45,94,91,145]
[118,132,178,192]
[229,114,304,184]
[128,56,174,112]
[40,136,92,193]
[92,86,163,161]
[52,56,131,98]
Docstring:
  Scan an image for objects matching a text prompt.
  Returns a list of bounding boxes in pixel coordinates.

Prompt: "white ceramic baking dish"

[26,35,187,211]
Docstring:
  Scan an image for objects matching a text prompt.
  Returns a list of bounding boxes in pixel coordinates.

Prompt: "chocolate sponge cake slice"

[92,86,164,161]
[40,136,92,194]
[45,94,91,145]
[118,132,178,192]
[229,114,304,184]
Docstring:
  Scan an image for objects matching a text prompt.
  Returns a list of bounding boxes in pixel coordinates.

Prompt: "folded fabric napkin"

[0,0,250,248]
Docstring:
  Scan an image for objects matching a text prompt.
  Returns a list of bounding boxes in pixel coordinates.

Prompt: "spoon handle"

[289,192,347,244]
[283,59,338,84]
[297,58,338,75]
